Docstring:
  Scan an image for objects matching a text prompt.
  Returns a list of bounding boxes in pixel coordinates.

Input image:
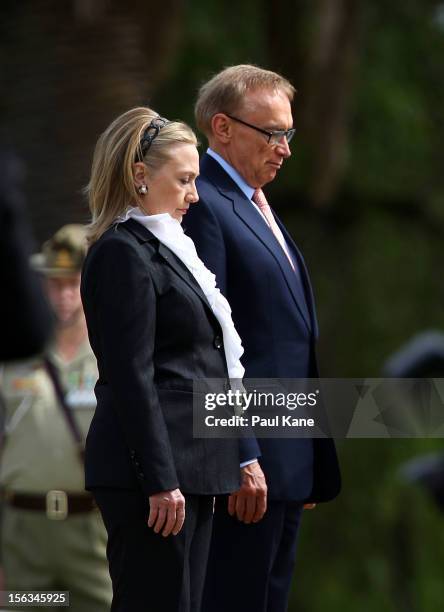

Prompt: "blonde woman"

[81,108,251,612]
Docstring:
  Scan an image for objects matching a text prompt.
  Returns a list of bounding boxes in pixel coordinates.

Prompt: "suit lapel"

[275,215,319,337]
[119,218,214,315]
[202,155,312,332]
[156,243,213,313]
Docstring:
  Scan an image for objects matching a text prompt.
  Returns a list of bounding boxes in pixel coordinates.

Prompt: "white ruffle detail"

[116,207,245,379]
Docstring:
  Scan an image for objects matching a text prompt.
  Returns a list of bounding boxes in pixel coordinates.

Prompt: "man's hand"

[228,461,267,524]
[148,488,185,537]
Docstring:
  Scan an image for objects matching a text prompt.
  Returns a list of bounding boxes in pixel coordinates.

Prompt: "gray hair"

[195,64,296,137]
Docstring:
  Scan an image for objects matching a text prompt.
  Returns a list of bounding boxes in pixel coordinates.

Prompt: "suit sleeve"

[185,196,261,464]
[85,238,179,497]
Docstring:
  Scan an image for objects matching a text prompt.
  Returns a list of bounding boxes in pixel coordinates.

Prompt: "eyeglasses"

[225,114,295,146]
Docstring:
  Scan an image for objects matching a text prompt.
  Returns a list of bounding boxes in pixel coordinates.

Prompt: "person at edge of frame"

[184,64,341,612]
[0,149,54,362]
[0,224,112,612]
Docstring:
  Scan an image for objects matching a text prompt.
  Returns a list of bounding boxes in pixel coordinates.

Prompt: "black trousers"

[202,498,303,612]
[92,488,214,612]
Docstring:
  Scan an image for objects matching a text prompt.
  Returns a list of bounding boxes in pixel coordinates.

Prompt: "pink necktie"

[253,189,295,271]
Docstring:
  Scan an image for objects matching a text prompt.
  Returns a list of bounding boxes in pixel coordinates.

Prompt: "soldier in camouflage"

[0,225,111,612]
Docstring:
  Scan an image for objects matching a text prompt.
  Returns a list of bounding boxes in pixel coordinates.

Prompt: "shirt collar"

[48,339,92,368]
[207,148,255,201]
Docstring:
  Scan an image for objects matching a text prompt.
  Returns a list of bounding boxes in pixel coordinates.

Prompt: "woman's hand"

[148,488,185,537]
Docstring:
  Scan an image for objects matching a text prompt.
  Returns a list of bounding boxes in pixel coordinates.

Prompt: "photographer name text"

[204,415,315,428]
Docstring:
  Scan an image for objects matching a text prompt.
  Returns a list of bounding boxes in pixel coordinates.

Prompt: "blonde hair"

[85,106,197,244]
[195,64,296,138]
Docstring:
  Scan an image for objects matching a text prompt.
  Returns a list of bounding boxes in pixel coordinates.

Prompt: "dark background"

[1,1,444,609]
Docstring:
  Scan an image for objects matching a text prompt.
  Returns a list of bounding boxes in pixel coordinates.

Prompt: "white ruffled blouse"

[116,207,245,380]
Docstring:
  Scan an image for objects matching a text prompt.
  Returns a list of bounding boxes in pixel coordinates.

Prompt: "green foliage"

[283,203,444,378]
[153,0,267,128]
[277,199,444,610]
[348,1,444,206]
[290,440,444,612]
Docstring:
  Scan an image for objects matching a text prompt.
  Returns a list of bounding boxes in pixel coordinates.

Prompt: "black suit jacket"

[80,218,241,497]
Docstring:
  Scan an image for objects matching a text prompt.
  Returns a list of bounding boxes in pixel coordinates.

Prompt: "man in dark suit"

[184,65,341,612]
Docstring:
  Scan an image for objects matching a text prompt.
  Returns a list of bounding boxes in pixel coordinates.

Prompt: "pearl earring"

[138,184,148,195]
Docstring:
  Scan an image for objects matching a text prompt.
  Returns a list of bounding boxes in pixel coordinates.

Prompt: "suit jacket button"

[214,335,223,349]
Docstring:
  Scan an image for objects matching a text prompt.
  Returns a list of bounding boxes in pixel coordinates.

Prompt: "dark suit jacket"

[0,151,54,361]
[80,218,241,498]
[184,153,341,502]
